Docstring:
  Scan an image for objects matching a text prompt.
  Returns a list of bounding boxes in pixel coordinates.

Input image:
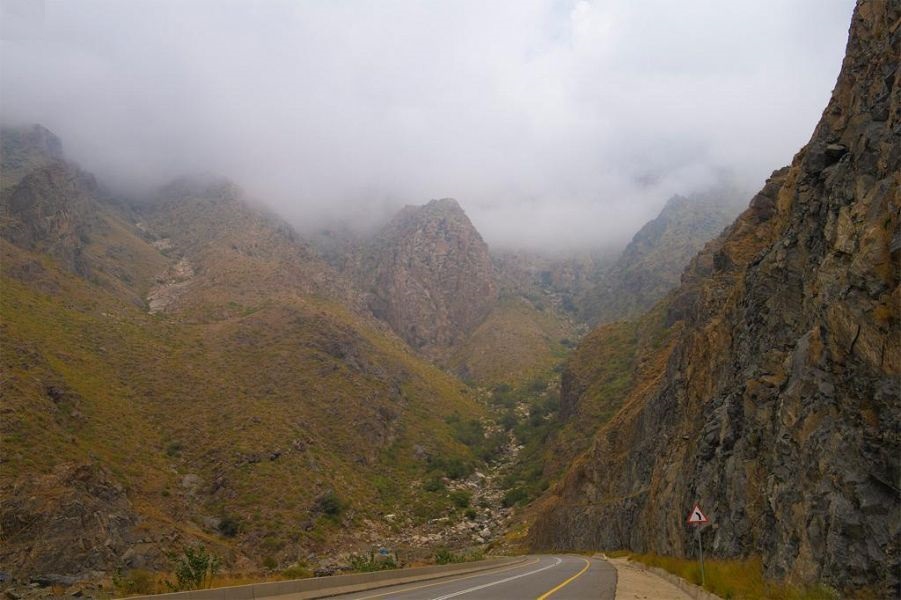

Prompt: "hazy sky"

[1,0,854,250]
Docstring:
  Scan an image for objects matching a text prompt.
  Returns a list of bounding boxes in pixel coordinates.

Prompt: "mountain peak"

[155,173,243,206]
[1,124,65,188]
[423,197,464,213]
[360,198,497,356]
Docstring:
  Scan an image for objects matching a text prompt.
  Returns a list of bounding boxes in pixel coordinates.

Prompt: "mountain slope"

[0,134,486,582]
[448,295,576,386]
[530,2,899,595]
[579,185,745,325]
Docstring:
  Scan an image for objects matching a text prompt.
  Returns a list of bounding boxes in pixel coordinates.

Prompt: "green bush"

[167,545,220,591]
[464,508,478,520]
[262,556,278,571]
[282,564,312,579]
[428,456,472,480]
[315,490,345,517]
[492,383,512,395]
[502,487,528,508]
[348,551,397,572]
[165,441,183,457]
[526,377,547,393]
[113,569,156,595]
[446,415,485,447]
[423,477,445,492]
[218,515,240,537]
[449,490,471,508]
[500,411,517,431]
[435,548,458,565]
[435,548,484,564]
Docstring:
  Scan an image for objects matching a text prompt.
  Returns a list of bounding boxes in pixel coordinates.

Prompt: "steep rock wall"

[531,2,899,594]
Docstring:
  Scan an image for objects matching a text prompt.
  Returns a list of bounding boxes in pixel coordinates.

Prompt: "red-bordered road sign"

[687,503,709,525]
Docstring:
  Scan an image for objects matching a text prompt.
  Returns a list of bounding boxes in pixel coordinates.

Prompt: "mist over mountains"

[0,0,854,250]
[3,1,898,599]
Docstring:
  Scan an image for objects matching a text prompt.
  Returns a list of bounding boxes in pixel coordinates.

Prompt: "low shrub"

[113,568,157,595]
[423,477,445,492]
[502,487,527,508]
[449,490,471,508]
[218,515,240,537]
[282,564,313,579]
[348,551,397,572]
[314,490,346,518]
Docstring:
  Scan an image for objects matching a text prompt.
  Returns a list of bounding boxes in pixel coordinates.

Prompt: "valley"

[1,1,898,598]
[0,123,735,596]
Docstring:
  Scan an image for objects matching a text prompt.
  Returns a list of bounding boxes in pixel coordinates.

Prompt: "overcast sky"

[1,0,854,250]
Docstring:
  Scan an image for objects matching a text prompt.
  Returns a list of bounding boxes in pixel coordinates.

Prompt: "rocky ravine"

[531,1,899,596]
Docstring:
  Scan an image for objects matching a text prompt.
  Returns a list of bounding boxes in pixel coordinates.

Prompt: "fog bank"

[0,0,854,249]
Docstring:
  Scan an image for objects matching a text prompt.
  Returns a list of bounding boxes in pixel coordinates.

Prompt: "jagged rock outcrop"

[531,2,899,595]
[0,126,103,275]
[361,198,498,356]
[0,463,140,580]
[580,184,745,325]
[1,162,102,275]
[0,124,64,189]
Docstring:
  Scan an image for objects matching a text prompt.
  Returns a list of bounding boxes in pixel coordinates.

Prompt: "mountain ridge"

[0,132,490,583]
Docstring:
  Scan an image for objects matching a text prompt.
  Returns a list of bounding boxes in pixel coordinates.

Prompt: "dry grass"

[448,295,576,386]
[1,232,486,572]
[627,553,848,600]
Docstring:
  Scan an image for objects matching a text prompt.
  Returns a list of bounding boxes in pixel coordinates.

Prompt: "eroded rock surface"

[361,198,498,357]
[531,2,900,595]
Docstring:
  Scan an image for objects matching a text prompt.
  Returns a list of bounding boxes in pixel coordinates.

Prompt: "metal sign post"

[695,526,705,587]
[686,503,709,587]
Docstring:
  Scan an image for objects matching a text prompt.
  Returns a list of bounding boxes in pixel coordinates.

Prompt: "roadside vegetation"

[622,553,847,600]
[434,548,485,565]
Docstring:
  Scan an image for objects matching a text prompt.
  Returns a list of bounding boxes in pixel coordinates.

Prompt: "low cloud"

[0,0,853,249]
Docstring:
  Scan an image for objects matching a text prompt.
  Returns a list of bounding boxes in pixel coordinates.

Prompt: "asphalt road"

[328,555,617,600]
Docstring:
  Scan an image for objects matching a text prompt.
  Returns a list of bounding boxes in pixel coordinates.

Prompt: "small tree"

[168,545,220,590]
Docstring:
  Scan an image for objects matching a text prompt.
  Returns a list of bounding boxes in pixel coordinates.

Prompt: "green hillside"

[0,133,486,581]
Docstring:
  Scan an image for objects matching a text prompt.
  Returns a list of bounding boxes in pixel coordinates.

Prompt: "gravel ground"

[608,557,694,600]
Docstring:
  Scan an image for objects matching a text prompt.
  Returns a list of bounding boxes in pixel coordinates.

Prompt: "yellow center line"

[535,556,591,600]
[351,557,541,599]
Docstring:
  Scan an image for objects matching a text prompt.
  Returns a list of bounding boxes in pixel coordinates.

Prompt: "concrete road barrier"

[127,556,528,600]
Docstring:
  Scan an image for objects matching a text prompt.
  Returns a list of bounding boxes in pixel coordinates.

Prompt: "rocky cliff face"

[531,2,899,595]
[361,198,498,357]
[0,126,101,275]
[579,184,745,325]
[1,162,101,276]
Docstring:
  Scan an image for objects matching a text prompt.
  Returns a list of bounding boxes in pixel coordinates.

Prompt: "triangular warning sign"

[687,503,709,525]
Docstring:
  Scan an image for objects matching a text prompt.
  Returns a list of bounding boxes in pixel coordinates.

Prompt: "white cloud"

[0,0,854,249]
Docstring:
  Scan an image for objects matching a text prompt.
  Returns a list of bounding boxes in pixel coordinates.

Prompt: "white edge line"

[427,557,564,600]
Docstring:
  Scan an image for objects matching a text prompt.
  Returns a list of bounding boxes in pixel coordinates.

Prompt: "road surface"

[325,555,616,600]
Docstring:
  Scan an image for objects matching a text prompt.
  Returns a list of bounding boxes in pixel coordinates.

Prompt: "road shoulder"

[606,556,706,600]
